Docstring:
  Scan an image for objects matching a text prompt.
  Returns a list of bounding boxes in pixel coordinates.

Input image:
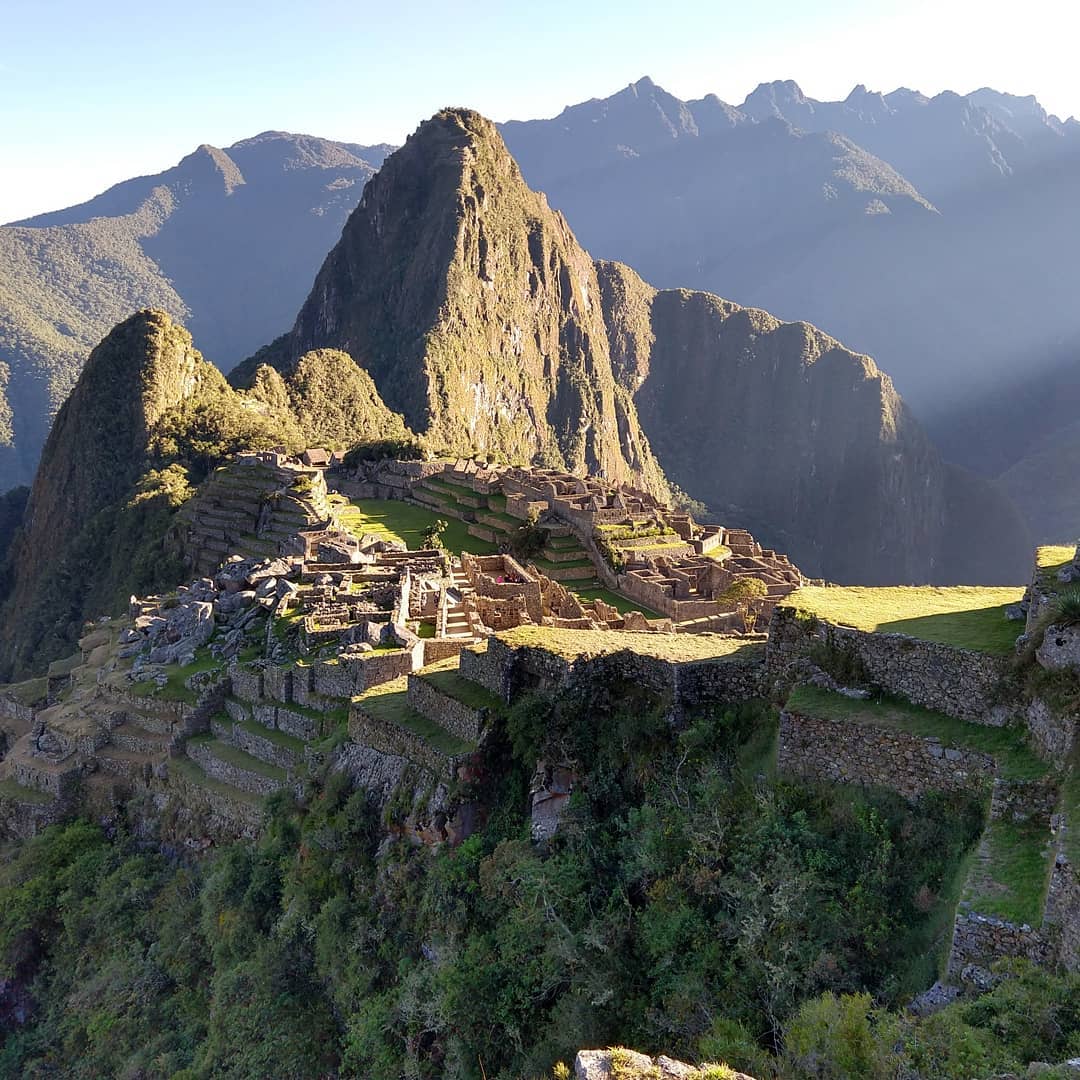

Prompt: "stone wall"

[458,646,507,700]
[313,660,355,699]
[777,710,997,802]
[1044,840,1080,970]
[423,639,467,665]
[230,666,263,704]
[675,657,766,713]
[1026,697,1077,762]
[0,696,34,726]
[355,650,416,691]
[0,789,66,841]
[948,912,1051,977]
[263,664,292,705]
[989,775,1060,826]
[186,739,282,796]
[348,706,462,778]
[407,676,483,743]
[211,716,298,770]
[274,705,320,741]
[767,607,1012,726]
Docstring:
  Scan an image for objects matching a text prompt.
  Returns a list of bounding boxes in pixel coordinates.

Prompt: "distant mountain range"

[0,133,389,488]
[500,78,1080,493]
[1,77,1077,546]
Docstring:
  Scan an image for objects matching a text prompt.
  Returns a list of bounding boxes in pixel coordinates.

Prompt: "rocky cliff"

[0,310,302,678]
[252,108,668,494]
[596,263,1031,584]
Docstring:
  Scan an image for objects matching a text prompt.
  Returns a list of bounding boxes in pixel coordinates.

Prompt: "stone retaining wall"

[676,657,766,713]
[0,696,34,726]
[1026,697,1077,761]
[767,607,1012,725]
[274,706,319,741]
[230,666,263,704]
[458,647,507,700]
[990,775,1060,826]
[211,716,298,770]
[348,707,460,778]
[777,710,996,802]
[263,665,292,705]
[423,639,467,665]
[407,676,483,743]
[1044,841,1080,970]
[186,740,282,796]
[948,912,1051,977]
[0,790,66,840]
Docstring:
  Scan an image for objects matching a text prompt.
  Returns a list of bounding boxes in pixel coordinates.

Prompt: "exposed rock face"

[596,265,1030,583]
[0,310,304,678]
[266,108,668,494]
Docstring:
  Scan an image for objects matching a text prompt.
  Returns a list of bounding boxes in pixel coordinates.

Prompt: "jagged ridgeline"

[240,107,1028,584]
[0,310,407,678]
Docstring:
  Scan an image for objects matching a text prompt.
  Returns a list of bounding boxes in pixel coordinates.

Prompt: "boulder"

[255,577,278,599]
[1036,624,1080,671]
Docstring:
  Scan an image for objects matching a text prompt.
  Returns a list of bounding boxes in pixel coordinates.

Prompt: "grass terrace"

[130,649,223,705]
[961,819,1055,926]
[496,624,764,664]
[570,586,663,620]
[0,778,54,805]
[786,685,1049,781]
[353,677,475,756]
[786,585,1026,655]
[337,498,497,556]
[419,666,506,715]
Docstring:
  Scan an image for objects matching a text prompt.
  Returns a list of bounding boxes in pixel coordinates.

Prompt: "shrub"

[783,992,901,1079]
[1053,587,1080,626]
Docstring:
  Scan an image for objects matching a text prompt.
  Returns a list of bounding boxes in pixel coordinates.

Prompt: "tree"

[423,519,448,550]
[718,577,768,632]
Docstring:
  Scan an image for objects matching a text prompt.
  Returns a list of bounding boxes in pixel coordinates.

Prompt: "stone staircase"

[439,563,482,640]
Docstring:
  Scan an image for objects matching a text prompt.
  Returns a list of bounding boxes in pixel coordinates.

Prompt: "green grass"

[962,819,1055,926]
[787,585,1026,655]
[496,625,765,664]
[237,718,305,753]
[787,686,1049,780]
[157,650,224,704]
[570,586,663,620]
[355,678,475,756]
[419,669,505,714]
[170,755,264,805]
[1036,545,1075,594]
[338,498,497,555]
[46,653,83,678]
[0,778,53,805]
[187,734,287,780]
[1,676,47,706]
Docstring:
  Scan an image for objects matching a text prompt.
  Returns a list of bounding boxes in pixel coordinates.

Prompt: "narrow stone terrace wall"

[777,710,997,802]
[948,913,1051,977]
[407,676,483,744]
[767,607,1012,725]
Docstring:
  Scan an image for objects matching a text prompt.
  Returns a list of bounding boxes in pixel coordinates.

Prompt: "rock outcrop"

[0,310,300,678]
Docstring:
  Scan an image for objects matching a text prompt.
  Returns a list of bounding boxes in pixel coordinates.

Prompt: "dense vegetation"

[0,677,1018,1079]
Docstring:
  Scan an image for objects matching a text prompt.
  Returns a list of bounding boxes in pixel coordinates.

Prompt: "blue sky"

[2,0,1077,222]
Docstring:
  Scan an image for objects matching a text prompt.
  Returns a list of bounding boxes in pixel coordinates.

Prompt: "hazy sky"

[3,0,1078,222]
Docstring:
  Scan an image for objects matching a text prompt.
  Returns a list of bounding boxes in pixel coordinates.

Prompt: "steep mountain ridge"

[256,108,667,493]
[0,310,392,677]
[595,263,1030,583]
[0,132,386,491]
